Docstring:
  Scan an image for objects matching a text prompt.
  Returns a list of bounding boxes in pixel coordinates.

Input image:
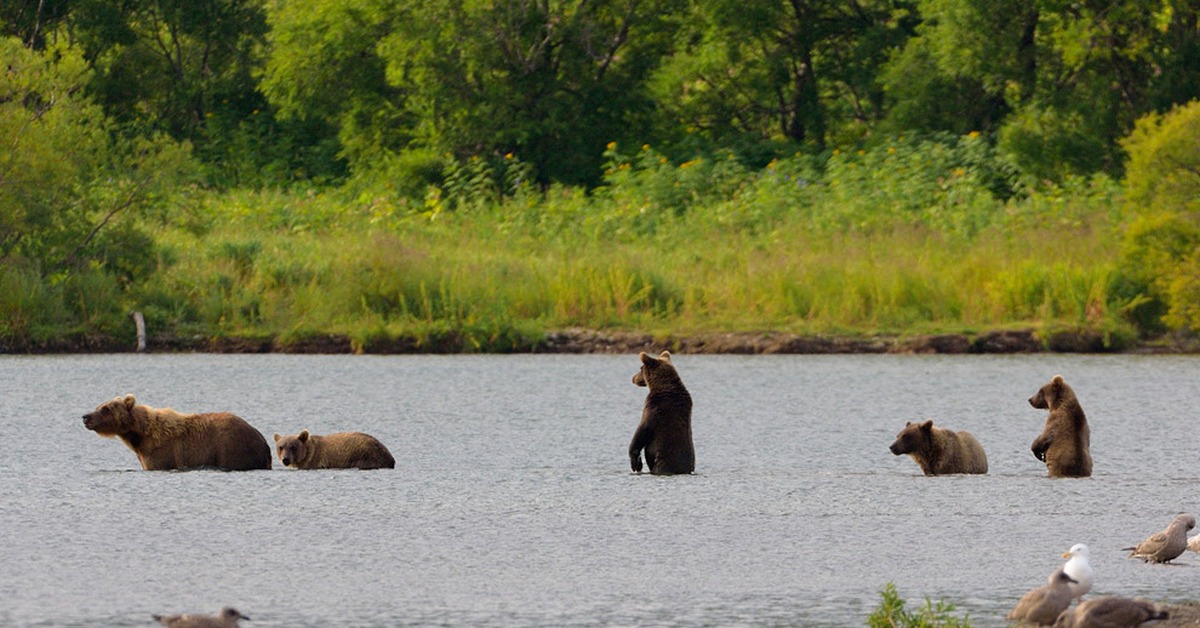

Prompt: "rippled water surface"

[1,353,1198,627]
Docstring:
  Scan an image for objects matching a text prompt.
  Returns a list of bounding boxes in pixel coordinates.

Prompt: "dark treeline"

[5,0,1198,188]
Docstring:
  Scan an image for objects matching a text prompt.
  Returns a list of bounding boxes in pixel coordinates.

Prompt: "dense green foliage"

[1,2,1198,350]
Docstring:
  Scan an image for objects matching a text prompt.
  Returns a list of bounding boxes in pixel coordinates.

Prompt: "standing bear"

[1029,374,1092,478]
[628,350,694,475]
[82,394,272,471]
[273,430,395,470]
[889,420,988,475]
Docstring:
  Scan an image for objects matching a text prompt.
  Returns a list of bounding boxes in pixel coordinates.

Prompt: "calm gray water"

[0,353,1197,627]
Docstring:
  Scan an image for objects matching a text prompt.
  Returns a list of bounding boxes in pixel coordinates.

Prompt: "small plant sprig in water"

[867,582,972,628]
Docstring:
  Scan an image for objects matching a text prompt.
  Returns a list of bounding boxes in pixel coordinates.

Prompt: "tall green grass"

[129,135,1123,350]
[3,134,1134,351]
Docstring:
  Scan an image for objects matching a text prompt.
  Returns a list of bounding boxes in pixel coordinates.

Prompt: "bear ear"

[1051,374,1065,386]
[122,394,137,408]
[639,351,658,366]
[920,420,934,431]
[658,350,672,362]
[904,421,912,426]
[298,430,310,442]
[273,433,282,442]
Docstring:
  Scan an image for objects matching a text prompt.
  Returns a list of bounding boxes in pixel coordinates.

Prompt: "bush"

[867,582,973,628]
[1116,101,1200,334]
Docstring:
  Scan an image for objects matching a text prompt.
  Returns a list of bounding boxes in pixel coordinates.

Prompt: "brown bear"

[1029,374,1092,478]
[888,420,989,475]
[82,394,271,471]
[629,350,694,475]
[273,430,395,470]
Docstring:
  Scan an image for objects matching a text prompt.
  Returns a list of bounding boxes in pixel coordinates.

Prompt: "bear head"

[1029,374,1069,409]
[632,350,682,390]
[82,394,139,436]
[889,420,933,456]
[273,430,312,467]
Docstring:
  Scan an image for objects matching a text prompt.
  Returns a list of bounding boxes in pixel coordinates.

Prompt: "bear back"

[629,351,694,475]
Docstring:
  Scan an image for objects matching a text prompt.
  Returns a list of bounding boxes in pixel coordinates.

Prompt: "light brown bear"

[82,394,272,471]
[888,420,988,475]
[629,350,694,475]
[1029,374,1092,478]
[273,430,395,470]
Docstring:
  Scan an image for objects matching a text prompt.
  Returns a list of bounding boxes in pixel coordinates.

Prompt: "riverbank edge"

[4,327,1199,355]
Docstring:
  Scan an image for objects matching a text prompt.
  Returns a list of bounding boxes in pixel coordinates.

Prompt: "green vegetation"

[867,582,973,628]
[1,2,1198,351]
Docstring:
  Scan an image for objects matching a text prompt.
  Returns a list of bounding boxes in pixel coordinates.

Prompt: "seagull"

[1061,543,1093,601]
[1008,569,1077,626]
[1123,513,1196,563]
[152,607,249,628]
[1052,596,1166,628]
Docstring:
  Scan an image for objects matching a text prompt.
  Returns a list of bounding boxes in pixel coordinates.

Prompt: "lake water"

[0,353,1197,627]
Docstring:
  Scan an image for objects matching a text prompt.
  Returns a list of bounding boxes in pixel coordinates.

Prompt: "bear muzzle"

[81,413,99,430]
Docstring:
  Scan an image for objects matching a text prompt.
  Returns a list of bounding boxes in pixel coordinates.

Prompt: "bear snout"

[888,443,902,455]
[1028,395,1045,409]
[281,456,292,466]
[82,413,97,430]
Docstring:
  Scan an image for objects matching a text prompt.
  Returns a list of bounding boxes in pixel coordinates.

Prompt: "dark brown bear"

[889,420,988,475]
[628,350,694,475]
[82,394,272,471]
[1029,374,1092,478]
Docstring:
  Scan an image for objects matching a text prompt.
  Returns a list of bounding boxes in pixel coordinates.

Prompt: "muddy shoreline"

[4,327,1198,355]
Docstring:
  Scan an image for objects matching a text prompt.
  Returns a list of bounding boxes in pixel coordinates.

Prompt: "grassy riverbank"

[1,135,1186,353]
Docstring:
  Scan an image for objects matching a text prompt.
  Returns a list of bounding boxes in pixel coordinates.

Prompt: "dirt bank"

[4,327,1198,354]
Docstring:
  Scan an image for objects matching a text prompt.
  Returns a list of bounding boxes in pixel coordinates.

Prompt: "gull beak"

[1062,551,1071,558]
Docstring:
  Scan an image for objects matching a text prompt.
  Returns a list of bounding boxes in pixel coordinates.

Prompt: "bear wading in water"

[1029,374,1092,478]
[889,419,988,475]
[628,350,694,475]
[82,394,272,471]
[273,430,395,470]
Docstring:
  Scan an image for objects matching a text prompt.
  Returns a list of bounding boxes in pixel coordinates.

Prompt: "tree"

[263,0,677,187]
[1117,100,1200,333]
[0,37,193,278]
[650,0,915,152]
[881,0,1200,182]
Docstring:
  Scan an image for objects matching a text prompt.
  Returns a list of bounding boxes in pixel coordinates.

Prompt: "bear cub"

[273,430,395,470]
[628,350,694,475]
[889,420,988,475]
[1029,374,1092,478]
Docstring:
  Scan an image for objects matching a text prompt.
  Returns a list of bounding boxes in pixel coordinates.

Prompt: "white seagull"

[1061,543,1093,602]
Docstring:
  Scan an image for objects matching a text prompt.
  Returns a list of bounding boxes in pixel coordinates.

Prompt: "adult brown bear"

[1029,375,1092,478]
[628,350,694,475]
[82,394,271,471]
[888,420,988,475]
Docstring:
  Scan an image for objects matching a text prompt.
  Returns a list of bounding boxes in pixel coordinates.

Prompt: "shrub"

[867,582,973,628]
[1116,101,1200,334]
